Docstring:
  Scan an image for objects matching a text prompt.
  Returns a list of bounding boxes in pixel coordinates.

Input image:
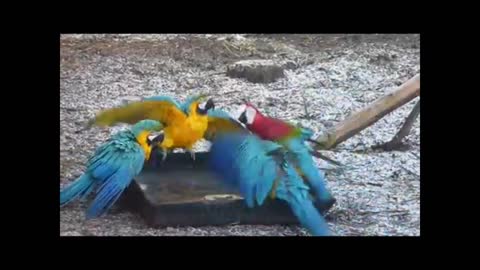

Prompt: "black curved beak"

[238,111,247,125]
[205,98,215,111]
[147,132,165,167]
[197,98,215,115]
[147,133,165,146]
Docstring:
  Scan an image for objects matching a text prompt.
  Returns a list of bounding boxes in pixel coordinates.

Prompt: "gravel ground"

[60,34,420,236]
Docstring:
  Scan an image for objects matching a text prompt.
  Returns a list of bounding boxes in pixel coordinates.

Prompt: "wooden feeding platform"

[118,152,335,228]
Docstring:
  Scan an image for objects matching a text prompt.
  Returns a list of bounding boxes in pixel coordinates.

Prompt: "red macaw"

[235,101,338,210]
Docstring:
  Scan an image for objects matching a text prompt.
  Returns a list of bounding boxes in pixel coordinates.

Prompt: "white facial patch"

[245,106,256,125]
[147,134,157,141]
[198,101,207,110]
[147,130,164,142]
[230,105,247,119]
[232,104,247,119]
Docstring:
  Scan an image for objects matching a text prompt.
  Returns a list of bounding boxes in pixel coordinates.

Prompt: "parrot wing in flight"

[88,97,188,128]
[144,94,206,115]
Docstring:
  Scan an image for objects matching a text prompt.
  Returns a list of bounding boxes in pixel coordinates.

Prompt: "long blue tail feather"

[284,138,334,203]
[274,159,330,236]
[285,195,330,236]
[60,174,96,206]
[86,168,132,219]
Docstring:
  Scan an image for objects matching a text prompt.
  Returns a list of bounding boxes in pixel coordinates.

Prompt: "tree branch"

[315,74,420,149]
[373,100,420,151]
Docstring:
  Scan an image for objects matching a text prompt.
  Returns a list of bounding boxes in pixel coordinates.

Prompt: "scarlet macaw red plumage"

[236,101,337,211]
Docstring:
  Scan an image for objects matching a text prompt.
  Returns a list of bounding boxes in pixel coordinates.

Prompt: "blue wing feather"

[283,137,332,203]
[298,127,314,141]
[85,137,145,219]
[208,133,330,236]
[274,161,330,236]
[207,109,246,130]
[86,151,144,219]
[60,130,147,219]
[208,133,276,207]
[207,109,234,119]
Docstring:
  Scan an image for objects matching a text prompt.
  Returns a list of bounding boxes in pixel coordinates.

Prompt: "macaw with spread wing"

[60,120,164,219]
[208,132,331,236]
[82,95,245,162]
[235,101,337,210]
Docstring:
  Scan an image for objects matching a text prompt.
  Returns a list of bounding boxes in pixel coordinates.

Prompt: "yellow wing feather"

[91,100,187,127]
[204,116,248,140]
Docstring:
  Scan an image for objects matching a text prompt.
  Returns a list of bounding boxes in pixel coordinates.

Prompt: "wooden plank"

[315,74,420,149]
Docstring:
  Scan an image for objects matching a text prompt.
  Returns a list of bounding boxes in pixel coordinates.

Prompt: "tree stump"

[226,60,285,83]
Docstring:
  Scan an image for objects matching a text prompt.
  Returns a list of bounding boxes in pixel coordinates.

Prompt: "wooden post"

[315,74,420,150]
[372,100,420,151]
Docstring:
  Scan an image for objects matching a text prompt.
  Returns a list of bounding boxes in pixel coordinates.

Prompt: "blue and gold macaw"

[60,120,164,219]
[84,95,245,162]
[207,132,331,236]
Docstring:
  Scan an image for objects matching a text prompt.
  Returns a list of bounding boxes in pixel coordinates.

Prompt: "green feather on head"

[130,120,163,137]
[181,93,212,115]
[183,93,208,105]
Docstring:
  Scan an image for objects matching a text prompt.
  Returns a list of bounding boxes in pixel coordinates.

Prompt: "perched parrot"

[208,132,331,236]
[81,95,244,162]
[60,119,164,219]
[235,101,337,210]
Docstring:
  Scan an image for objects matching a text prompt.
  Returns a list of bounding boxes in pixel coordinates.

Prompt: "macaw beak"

[238,111,247,125]
[147,132,165,146]
[205,98,215,111]
[197,98,215,115]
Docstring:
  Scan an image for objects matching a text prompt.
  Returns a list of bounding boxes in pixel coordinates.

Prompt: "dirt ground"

[60,34,420,236]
